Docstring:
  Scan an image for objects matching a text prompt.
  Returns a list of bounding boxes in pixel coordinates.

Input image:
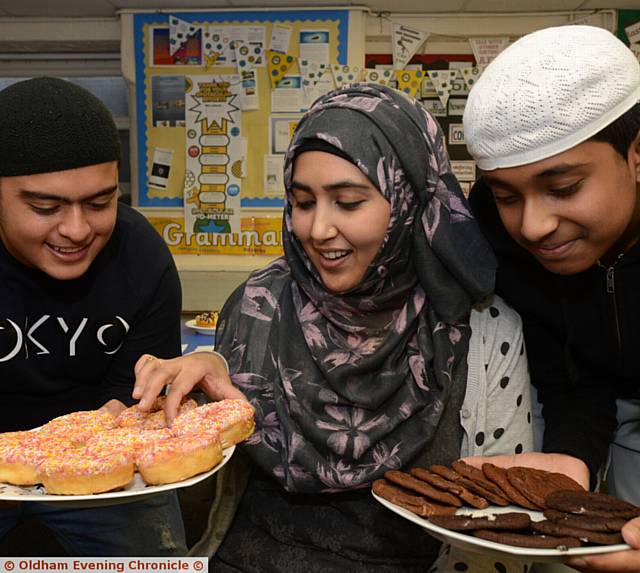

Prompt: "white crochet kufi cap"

[463,25,640,170]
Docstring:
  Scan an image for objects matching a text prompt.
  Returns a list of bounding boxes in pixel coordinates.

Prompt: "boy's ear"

[630,131,640,182]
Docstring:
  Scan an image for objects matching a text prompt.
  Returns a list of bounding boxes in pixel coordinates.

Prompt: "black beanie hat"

[0,77,121,177]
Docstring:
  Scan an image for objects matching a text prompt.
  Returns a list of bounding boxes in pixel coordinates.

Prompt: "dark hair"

[590,102,640,158]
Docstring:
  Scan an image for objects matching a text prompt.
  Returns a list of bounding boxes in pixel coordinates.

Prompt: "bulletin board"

[365,53,477,196]
[123,9,364,256]
[131,9,353,217]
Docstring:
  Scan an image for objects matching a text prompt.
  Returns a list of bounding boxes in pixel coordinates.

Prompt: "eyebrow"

[19,185,119,204]
[534,163,588,178]
[480,175,517,192]
[482,162,588,191]
[290,179,372,193]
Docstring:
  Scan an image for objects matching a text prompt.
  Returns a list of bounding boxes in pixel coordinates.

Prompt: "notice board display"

[125,9,359,256]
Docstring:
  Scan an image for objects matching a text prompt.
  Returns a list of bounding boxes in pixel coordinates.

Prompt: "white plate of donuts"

[0,397,255,508]
[0,446,234,507]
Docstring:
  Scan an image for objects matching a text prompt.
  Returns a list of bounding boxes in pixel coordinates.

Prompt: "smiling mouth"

[46,243,91,261]
[321,250,352,261]
[48,245,87,254]
[531,239,577,258]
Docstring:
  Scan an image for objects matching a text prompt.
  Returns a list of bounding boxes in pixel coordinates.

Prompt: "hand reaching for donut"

[566,517,640,572]
[99,399,127,417]
[132,352,246,425]
[460,452,590,491]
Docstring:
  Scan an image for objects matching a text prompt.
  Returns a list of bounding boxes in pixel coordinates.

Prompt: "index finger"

[100,399,127,417]
[134,360,174,410]
[133,355,162,399]
[159,362,225,424]
[162,383,192,426]
[134,354,156,377]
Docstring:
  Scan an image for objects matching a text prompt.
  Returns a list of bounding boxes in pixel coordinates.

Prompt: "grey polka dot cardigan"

[433,295,535,573]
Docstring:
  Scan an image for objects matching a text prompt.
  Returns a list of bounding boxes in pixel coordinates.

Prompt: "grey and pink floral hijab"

[216,83,496,493]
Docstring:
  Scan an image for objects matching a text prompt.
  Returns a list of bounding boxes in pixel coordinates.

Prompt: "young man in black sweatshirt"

[0,77,187,556]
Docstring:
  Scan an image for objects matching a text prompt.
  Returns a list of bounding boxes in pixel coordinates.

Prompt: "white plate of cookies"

[372,461,635,562]
[373,493,630,561]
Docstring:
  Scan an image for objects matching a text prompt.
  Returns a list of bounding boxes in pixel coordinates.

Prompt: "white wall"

[365,9,615,55]
[0,17,120,75]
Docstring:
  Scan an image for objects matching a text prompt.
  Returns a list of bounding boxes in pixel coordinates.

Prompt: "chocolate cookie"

[506,467,584,508]
[411,467,490,509]
[545,490,640,519]
[430,464,464,483]
[457,475,510,507]
[372,479,457,517]
[429,512,531,531]
[452,460,510,499]
[531,519,624,545]
[473,530,582,549]
[482,463,541,510]
[384,470,462,507]
[543,509,627,532]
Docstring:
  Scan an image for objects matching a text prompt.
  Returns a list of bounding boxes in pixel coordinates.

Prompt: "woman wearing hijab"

[135,84,533,571]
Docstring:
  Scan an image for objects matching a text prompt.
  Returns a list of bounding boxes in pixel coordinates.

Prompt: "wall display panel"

[128,9,357,256]
[133,10,350,211]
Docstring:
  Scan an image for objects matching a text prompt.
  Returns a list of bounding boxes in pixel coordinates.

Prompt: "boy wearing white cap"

[464,25,640,571]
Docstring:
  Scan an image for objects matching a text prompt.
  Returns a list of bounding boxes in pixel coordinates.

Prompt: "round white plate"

[0,445,234,508]
[373,491,630,562]
[185,319,216,336]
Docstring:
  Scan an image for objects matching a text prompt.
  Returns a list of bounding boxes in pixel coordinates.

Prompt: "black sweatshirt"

[0,203,181,431]
[469,180,630,482]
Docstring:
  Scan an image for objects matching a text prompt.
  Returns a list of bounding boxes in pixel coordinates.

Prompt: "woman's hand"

[461,452,590,490]
[566,517,640,572]
[132,352,246,424]
[99,399,127,417]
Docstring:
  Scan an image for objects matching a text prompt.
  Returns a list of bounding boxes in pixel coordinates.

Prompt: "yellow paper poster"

[183,75,243,236]
[148,214,284,256]
[394,69,424,98]
[267,50,296,88]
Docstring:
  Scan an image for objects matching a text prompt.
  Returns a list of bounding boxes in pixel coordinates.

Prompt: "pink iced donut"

[38,446,134,495]
[135,431,222,485]
[39,410,117,445]
[171,399,255,448]
[0,432,75,486]
[116,397,197,430]
[86,428,173,459]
